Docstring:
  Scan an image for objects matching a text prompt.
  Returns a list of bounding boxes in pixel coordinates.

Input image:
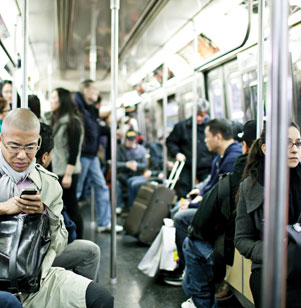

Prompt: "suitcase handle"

[165,160,185,190]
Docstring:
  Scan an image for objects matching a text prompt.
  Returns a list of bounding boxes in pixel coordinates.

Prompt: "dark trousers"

[176,165,210,199]
[86,282,114,308]
[59,174,84,239]
[250,268,301,308]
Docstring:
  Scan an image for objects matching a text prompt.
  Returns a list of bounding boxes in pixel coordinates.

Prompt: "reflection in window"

[209,80,224,118]
[166,99,178,134]
[228,76,244,122]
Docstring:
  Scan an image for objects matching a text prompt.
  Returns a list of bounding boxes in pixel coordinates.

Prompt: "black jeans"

[250,268,301,308]
[59,174,84,238]
[86,282,114,308]
[175,166,210,199]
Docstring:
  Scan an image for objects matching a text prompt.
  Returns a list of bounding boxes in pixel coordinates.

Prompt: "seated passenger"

[127,136,174,207]
[36,123,100,281]
[164,118,242,286]
[0,109,113,307]
[0,291,22,308]
[180,120,256,308]
[116,130,148,213]
[234,123,301,308]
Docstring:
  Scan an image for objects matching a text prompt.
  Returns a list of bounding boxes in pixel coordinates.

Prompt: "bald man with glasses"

[0,108,113,308]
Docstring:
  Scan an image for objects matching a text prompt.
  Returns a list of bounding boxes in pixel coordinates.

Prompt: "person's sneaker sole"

[163,278,183,286]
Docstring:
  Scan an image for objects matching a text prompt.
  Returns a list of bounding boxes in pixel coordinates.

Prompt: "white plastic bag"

[138,219,177,277]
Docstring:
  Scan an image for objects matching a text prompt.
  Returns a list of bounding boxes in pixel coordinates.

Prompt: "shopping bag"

[138,227,163,277]
[138,219,177,277]
[159,220,177,271]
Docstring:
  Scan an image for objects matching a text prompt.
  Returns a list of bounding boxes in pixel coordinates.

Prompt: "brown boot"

[215,282,233,301]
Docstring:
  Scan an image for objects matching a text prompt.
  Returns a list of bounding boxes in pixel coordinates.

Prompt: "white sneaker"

[97,224,123,233]
[181,298,197,308]
[116,207,122,215]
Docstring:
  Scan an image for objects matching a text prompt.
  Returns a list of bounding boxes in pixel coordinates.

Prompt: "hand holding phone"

[17,188,44,214]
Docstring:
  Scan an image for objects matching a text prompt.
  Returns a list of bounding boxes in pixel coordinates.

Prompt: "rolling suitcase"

[124,161,184,245]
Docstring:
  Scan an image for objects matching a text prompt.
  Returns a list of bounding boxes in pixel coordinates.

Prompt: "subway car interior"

[0,0,301,307]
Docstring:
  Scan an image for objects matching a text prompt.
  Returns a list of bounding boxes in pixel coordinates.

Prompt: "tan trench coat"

[20,164,91,308]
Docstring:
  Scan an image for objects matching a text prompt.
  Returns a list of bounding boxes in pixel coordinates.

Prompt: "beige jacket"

[20,164,90,308]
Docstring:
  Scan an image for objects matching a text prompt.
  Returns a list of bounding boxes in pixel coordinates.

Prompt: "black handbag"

[287,220,301,280]
[0,213,51,293]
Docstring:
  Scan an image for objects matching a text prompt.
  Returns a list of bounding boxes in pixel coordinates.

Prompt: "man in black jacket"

[166,99,215,198]
[75,80,123,232]
[180,120,257,308]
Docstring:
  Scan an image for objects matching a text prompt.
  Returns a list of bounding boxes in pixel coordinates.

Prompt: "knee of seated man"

[81,240,101,260]
[173,209,188,227]
[86,282,114,308]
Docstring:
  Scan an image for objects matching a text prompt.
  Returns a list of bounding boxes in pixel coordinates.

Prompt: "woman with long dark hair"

[45,87,84,238]
[234,123,301,307]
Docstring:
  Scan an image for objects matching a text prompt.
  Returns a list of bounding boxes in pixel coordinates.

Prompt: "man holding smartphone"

[0,108,113,308]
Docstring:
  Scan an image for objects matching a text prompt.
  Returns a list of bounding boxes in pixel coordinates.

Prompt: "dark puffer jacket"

[189,154,247,267]
[74,92,100,157]
[166,116,215,171]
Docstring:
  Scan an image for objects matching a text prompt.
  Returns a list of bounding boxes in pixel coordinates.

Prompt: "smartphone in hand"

[20,188,38,198]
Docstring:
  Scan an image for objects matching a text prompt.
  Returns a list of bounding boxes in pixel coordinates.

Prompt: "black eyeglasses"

[1,135,41,154]
[288,140,301,149]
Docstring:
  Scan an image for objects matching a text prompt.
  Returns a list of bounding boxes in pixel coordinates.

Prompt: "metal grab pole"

[110,0,120,284]
[162,62,168,181]
[21,0,28,108]
[262,0,290,307]
[90,0,98,81]
[12,21,18,110]
[257,0,264,137]
[192,19,198,188]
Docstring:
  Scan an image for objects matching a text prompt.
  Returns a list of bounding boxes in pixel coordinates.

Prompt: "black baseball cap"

[126,130,137,140]
[240,120,257,147]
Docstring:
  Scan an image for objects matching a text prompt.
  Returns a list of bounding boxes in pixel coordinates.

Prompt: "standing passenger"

[74,80,123,232]
[235,123,301,307]
[166,99,215,198]
[0,80,20,109]
[44,88,85,238]
[0,98,10,132]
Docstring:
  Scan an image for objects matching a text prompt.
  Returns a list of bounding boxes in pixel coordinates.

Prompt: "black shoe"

[163,270,184,286]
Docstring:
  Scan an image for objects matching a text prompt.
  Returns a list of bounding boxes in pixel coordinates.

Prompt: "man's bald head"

[2,108,40,135]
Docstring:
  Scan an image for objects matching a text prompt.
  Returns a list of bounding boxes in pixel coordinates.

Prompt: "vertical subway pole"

[110,0,120,284]
[89,1,98,230]
[21,0,28,108]
[257,0,264,137]
[12,21,18,110]
[162,63,168,181]
[90,0,98,81]
[192,20,198,188]
[262,0,290,307]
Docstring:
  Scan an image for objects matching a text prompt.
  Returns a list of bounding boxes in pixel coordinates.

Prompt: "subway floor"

[81,204,243,308]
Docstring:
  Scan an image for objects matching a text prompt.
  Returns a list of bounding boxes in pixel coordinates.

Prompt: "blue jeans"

[127,176,147,207]
[182,237,218,308]
[173,208,197,270]
[0,291,22,308]
[76,156,111,227]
